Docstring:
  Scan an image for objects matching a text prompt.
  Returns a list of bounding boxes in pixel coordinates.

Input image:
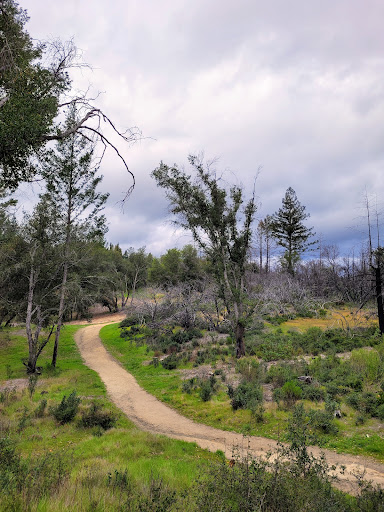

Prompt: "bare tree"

[0,2,140,192]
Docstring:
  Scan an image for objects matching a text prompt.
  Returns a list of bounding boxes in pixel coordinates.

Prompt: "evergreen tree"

[40,109,109,367]
[271,187,316,275]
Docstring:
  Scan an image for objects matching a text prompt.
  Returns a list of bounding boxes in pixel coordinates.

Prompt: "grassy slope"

[0,325,218,511]
[100,323,384,462]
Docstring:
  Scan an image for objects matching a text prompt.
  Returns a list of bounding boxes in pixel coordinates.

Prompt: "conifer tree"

[40,108,108,367]
[271,187,316,275]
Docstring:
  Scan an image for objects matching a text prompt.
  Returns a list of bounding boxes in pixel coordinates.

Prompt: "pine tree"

[40,109,109,367]
[271,187,316,275]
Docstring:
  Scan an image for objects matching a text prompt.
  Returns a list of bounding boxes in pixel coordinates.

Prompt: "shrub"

[79,402,117,430]
[187,327,203,339]
[199,380,213,402]
[17,406,30,432]
[251,404,265,423]
[50,391,80,424]
[376,404,384,420]
[0,387,16,405]
[266,364,295,388]
[161,353,179,370]
[171,330,191,344]
[182,378,196,394]
[28,373,39,398]
[281,380,302,408]
[346,392,380,417]
[0,437,68,505]
[346,392,361,410]
[236,358,263,383]
[301,385,326,402]
[34,398,47,418]
[350,348,382,383]
[230,381,263,410]
[308,409,339,435]
[120,316,139,328]
[355,414,366,426]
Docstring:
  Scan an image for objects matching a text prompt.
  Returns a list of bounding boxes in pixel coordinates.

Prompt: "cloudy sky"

[21,0,384,257]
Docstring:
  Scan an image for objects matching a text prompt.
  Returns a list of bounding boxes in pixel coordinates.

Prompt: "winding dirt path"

[74,316,384,495]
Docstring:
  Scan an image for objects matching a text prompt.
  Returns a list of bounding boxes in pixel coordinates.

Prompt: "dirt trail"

[74,316,384,495]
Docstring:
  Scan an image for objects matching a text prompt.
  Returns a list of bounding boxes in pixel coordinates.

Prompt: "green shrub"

[308,409,339,435]
[0,387,16,405]
[230,381,263,410]
[346,392,361,410]
[266,364,296,388]
[182,378,196,394]
[350,348,382,383]
[0,437,68,505]
[79,402,117,430]
[198,375,217,402]
[376,404,384,420]
[355,414,366,426]
[161,353,179,370]
[120,316,139,328]
[199,380,213,402]
[17,406,30,432]
[50,391,80,424]
[171,330,191,344]
[236,358,263,383]
[281,380,302,407]
[301,385,326,402]
[28,373,39,398]
[345,392,380,418]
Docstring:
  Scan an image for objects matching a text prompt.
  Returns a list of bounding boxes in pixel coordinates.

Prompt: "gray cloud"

[22,0,384,256]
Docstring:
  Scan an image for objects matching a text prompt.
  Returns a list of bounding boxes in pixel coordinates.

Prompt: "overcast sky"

[21,0,384,257]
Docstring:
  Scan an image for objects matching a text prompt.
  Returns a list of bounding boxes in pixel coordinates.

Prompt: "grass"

[0,325,220,511]
[2,319,383,510]
[100,322,384,462]
[278,307,377,334]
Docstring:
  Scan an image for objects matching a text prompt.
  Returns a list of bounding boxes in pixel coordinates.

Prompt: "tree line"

[1,1,383,373]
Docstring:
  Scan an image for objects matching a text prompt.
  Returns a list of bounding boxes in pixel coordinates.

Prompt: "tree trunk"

[26,260,38,373]
[52,261,68,367]
[235,320,245,358]
[131,271,139,305]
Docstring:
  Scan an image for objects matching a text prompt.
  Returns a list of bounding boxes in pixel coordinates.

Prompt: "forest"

[1,1,384,510]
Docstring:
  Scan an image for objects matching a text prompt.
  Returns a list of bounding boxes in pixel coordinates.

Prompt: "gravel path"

[74,317,384,495]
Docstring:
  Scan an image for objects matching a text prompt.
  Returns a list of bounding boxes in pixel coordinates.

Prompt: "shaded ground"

[74,314,384,495]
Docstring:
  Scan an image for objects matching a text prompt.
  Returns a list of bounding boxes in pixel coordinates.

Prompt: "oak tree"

[0,0,138,192]
[152,155,257,357]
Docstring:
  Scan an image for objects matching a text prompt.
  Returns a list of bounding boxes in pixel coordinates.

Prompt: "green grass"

[0,325,220,511]
[2,321,384,510]
[100,323,384,462]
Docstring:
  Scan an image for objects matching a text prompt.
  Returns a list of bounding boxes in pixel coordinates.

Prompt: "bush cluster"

[229,381,263,411]
[78,402,117,431]
[50,391,80,424]
[181,375,218,402]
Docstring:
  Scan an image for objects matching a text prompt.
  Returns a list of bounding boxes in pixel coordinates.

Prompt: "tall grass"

[349,348,383,383]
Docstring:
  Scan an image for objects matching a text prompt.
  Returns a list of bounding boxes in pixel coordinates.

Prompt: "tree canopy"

[0,0,138,191]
